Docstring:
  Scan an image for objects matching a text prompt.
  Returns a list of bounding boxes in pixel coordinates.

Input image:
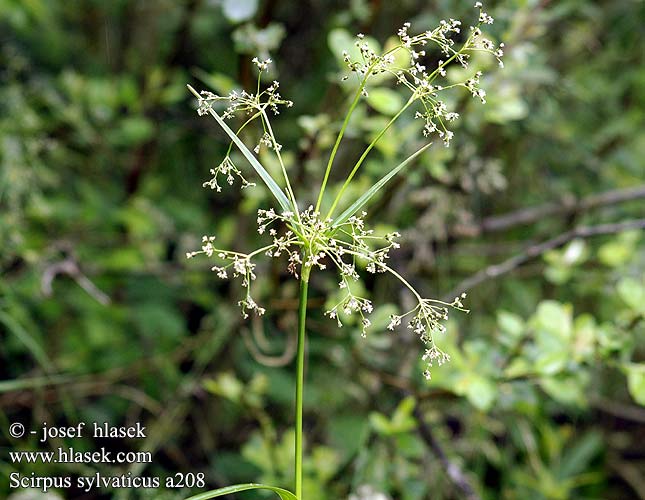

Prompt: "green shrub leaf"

[625,363,645,406]
[366,88,405,116]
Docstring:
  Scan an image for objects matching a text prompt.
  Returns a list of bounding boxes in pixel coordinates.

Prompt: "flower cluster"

[189,154,469,378]
[340,2,503,146]
[187,236,274,318]
[342,33,396,88]
[349,484,391,500]
[189,200,467,377]
[191,212,462,382]
[197,59,293,120]
[193,57,294,195]
[321,214,402,337]
[187,211,295,320]
[387,293,468,379]
[202,156,255,192]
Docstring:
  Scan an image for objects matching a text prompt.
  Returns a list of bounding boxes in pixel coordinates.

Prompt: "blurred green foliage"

[1,0,644,499]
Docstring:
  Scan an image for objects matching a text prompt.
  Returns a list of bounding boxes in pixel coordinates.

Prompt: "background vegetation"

[1,0,644,499]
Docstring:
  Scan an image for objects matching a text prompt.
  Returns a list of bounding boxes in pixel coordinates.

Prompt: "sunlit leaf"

[617,277,645,314]
[624,363,645,406]
[366,88,405,116]
[221,0,259,23]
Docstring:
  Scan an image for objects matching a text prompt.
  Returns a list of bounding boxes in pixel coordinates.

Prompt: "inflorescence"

[342,2,503,146]
[188,205,469,379]
[188,3,502,378]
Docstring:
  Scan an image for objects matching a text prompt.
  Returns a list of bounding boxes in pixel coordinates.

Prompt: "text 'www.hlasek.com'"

[6,421,205,493]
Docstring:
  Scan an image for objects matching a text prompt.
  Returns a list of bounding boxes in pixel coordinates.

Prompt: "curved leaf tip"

[184,482,298,500]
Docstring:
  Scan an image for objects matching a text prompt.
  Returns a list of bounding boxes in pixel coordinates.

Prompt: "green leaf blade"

[332,143,432,227]
[185,483,298,500]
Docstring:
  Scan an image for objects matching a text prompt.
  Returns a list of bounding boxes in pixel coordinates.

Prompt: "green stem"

[260,109,300,215]
[224,111,263,157]
[314,45,404,214]
[314,86,365,214]
[325,98,414,219]
[295,265,310,500]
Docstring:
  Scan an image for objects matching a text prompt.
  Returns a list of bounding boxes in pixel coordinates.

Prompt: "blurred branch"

[453,185,645,237]
[241,316,297,367]
[414,404,481,500]
[41,256,111,305]
[592,397,645,424]
[447,218,645,298]
[609,457,645,500]
[0,328,219,406]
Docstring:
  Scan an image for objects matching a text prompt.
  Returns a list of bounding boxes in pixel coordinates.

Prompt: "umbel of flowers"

[185,4,502,499]
[188,202,467,378]
[188,3,501,378]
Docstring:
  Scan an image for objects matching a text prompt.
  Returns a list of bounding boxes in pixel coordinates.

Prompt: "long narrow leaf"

[184,483,298,500]
[332,143,432,227]
[0,374,76,393]
[0,311,54,372]
[187,85,292,212]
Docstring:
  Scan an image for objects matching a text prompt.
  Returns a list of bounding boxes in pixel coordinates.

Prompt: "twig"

[591,397,645,425]
[452,185,645,237]
[41,256,111,305]
[609,457,645,500]
[413,404,481,500]
[447,218,645,299]
[241,317,297,367]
